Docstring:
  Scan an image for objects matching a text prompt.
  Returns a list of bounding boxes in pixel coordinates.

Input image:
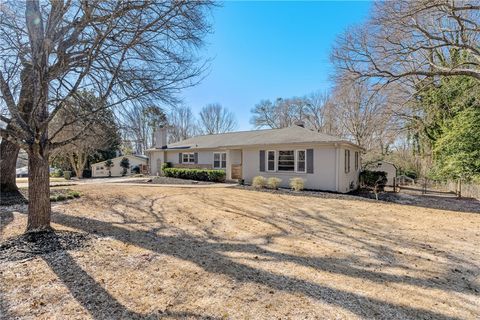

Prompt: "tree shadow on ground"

[51,211,471,320]
[0,211,14,236]
[41,241,220,319]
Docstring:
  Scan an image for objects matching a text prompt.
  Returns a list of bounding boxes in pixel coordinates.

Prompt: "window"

[278,150,295,171]
[355,151,359,171]
[296,150,306,172]
[182,153,195,163]
[267,151,275,171]
[345,150,351,173]
[213,152,226,169]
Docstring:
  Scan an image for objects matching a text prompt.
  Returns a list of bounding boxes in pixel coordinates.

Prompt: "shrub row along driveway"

[1,185,479,319]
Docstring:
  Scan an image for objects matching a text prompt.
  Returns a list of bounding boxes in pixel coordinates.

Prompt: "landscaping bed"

[234,184,377,202]
[0,188,81,206]
[136,176,214,185]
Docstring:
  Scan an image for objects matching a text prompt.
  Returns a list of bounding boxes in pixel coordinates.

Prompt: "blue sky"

[182,1,372,130]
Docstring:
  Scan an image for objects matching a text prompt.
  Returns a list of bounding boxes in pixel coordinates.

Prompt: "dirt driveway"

[1,185,479,319]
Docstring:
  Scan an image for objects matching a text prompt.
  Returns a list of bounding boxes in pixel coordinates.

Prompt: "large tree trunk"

[26,146,51,232]
[0,139,20,192]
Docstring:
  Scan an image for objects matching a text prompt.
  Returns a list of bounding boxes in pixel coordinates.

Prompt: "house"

[91,155,148,178]
[16,166,28,178]
[146,124,363,193]
[365,160,397,186]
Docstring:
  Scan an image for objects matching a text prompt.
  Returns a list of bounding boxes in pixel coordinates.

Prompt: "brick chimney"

[154,127,167,149]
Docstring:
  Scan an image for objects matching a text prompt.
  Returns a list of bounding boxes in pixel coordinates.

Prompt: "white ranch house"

[146,125,362,193]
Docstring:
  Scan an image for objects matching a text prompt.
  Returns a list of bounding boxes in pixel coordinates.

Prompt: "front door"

[231,164,242,180]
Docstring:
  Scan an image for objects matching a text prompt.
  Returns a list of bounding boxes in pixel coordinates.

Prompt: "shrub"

[51,168,63,178]
[360,170,387,189]
[63,171,72,180]
[360,170,388,200]
[50,196,58,202]
[267,177,282,190]
[69,191,81,198]
[66,194,74,200]
[290,177,305,191]
[82,169,92,178]
[120,157,130,176]
[56,195,66,201]
[132,165,140,174]
[163,168,225,182]
[252,176,267,188]
[161,162,172,171]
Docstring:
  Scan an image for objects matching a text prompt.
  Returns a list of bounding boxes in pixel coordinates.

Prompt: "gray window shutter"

[259,150,265,172]
[306,149,314,173]
[179,153,182,164]
[194,152,198,164]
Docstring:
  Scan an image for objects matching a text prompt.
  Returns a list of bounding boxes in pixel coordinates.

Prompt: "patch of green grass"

[68,191,81,198]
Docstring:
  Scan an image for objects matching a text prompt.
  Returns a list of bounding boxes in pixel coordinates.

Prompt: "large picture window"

[296,150,306,172]
[183,153,195,163]
[213,152,226,169]
[278,150,295,171]
[267,151,275,171]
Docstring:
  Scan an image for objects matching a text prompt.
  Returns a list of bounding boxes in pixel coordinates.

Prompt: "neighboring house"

[146,124,363,193]
[365,160,397,186]
[91,155,148,178]
[16,166,56,178]
[16,166,28,178]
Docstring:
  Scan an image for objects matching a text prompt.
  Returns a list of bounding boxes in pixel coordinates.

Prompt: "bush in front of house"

[63,171,72,180]
[161,162,172,171]
[290,177,305,191]
[120,157,130,176]
[360,170,388,200]
[360,170,387,189]
[252,176,267,188]
[267,177,282,190]
[163,168,225,182]
[132,165,140,174]
[51,168,63,178]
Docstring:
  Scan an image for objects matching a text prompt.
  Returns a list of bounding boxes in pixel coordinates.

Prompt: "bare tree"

[0,0,213,231]
[50,92,120,178]
[250,97,310,129]
[330,76,395,151]
[303,91,340,134]
[197,103,237,135]
[331,0,480,83]
[168,106,197,143]
[119,103,167,154]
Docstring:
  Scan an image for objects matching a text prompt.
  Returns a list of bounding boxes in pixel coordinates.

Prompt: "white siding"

[338,148,361,193]
[165,150,215,165]
[242,145,338,191]
[91,155,147,177]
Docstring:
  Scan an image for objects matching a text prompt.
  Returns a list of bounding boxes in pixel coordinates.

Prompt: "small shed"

[365,160,397,186]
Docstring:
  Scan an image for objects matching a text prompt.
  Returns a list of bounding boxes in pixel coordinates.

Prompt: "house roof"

[90,154,148,166]
[147,125,361,151]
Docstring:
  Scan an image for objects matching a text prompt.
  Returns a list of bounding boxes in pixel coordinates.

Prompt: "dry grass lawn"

[1,185,479,319]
